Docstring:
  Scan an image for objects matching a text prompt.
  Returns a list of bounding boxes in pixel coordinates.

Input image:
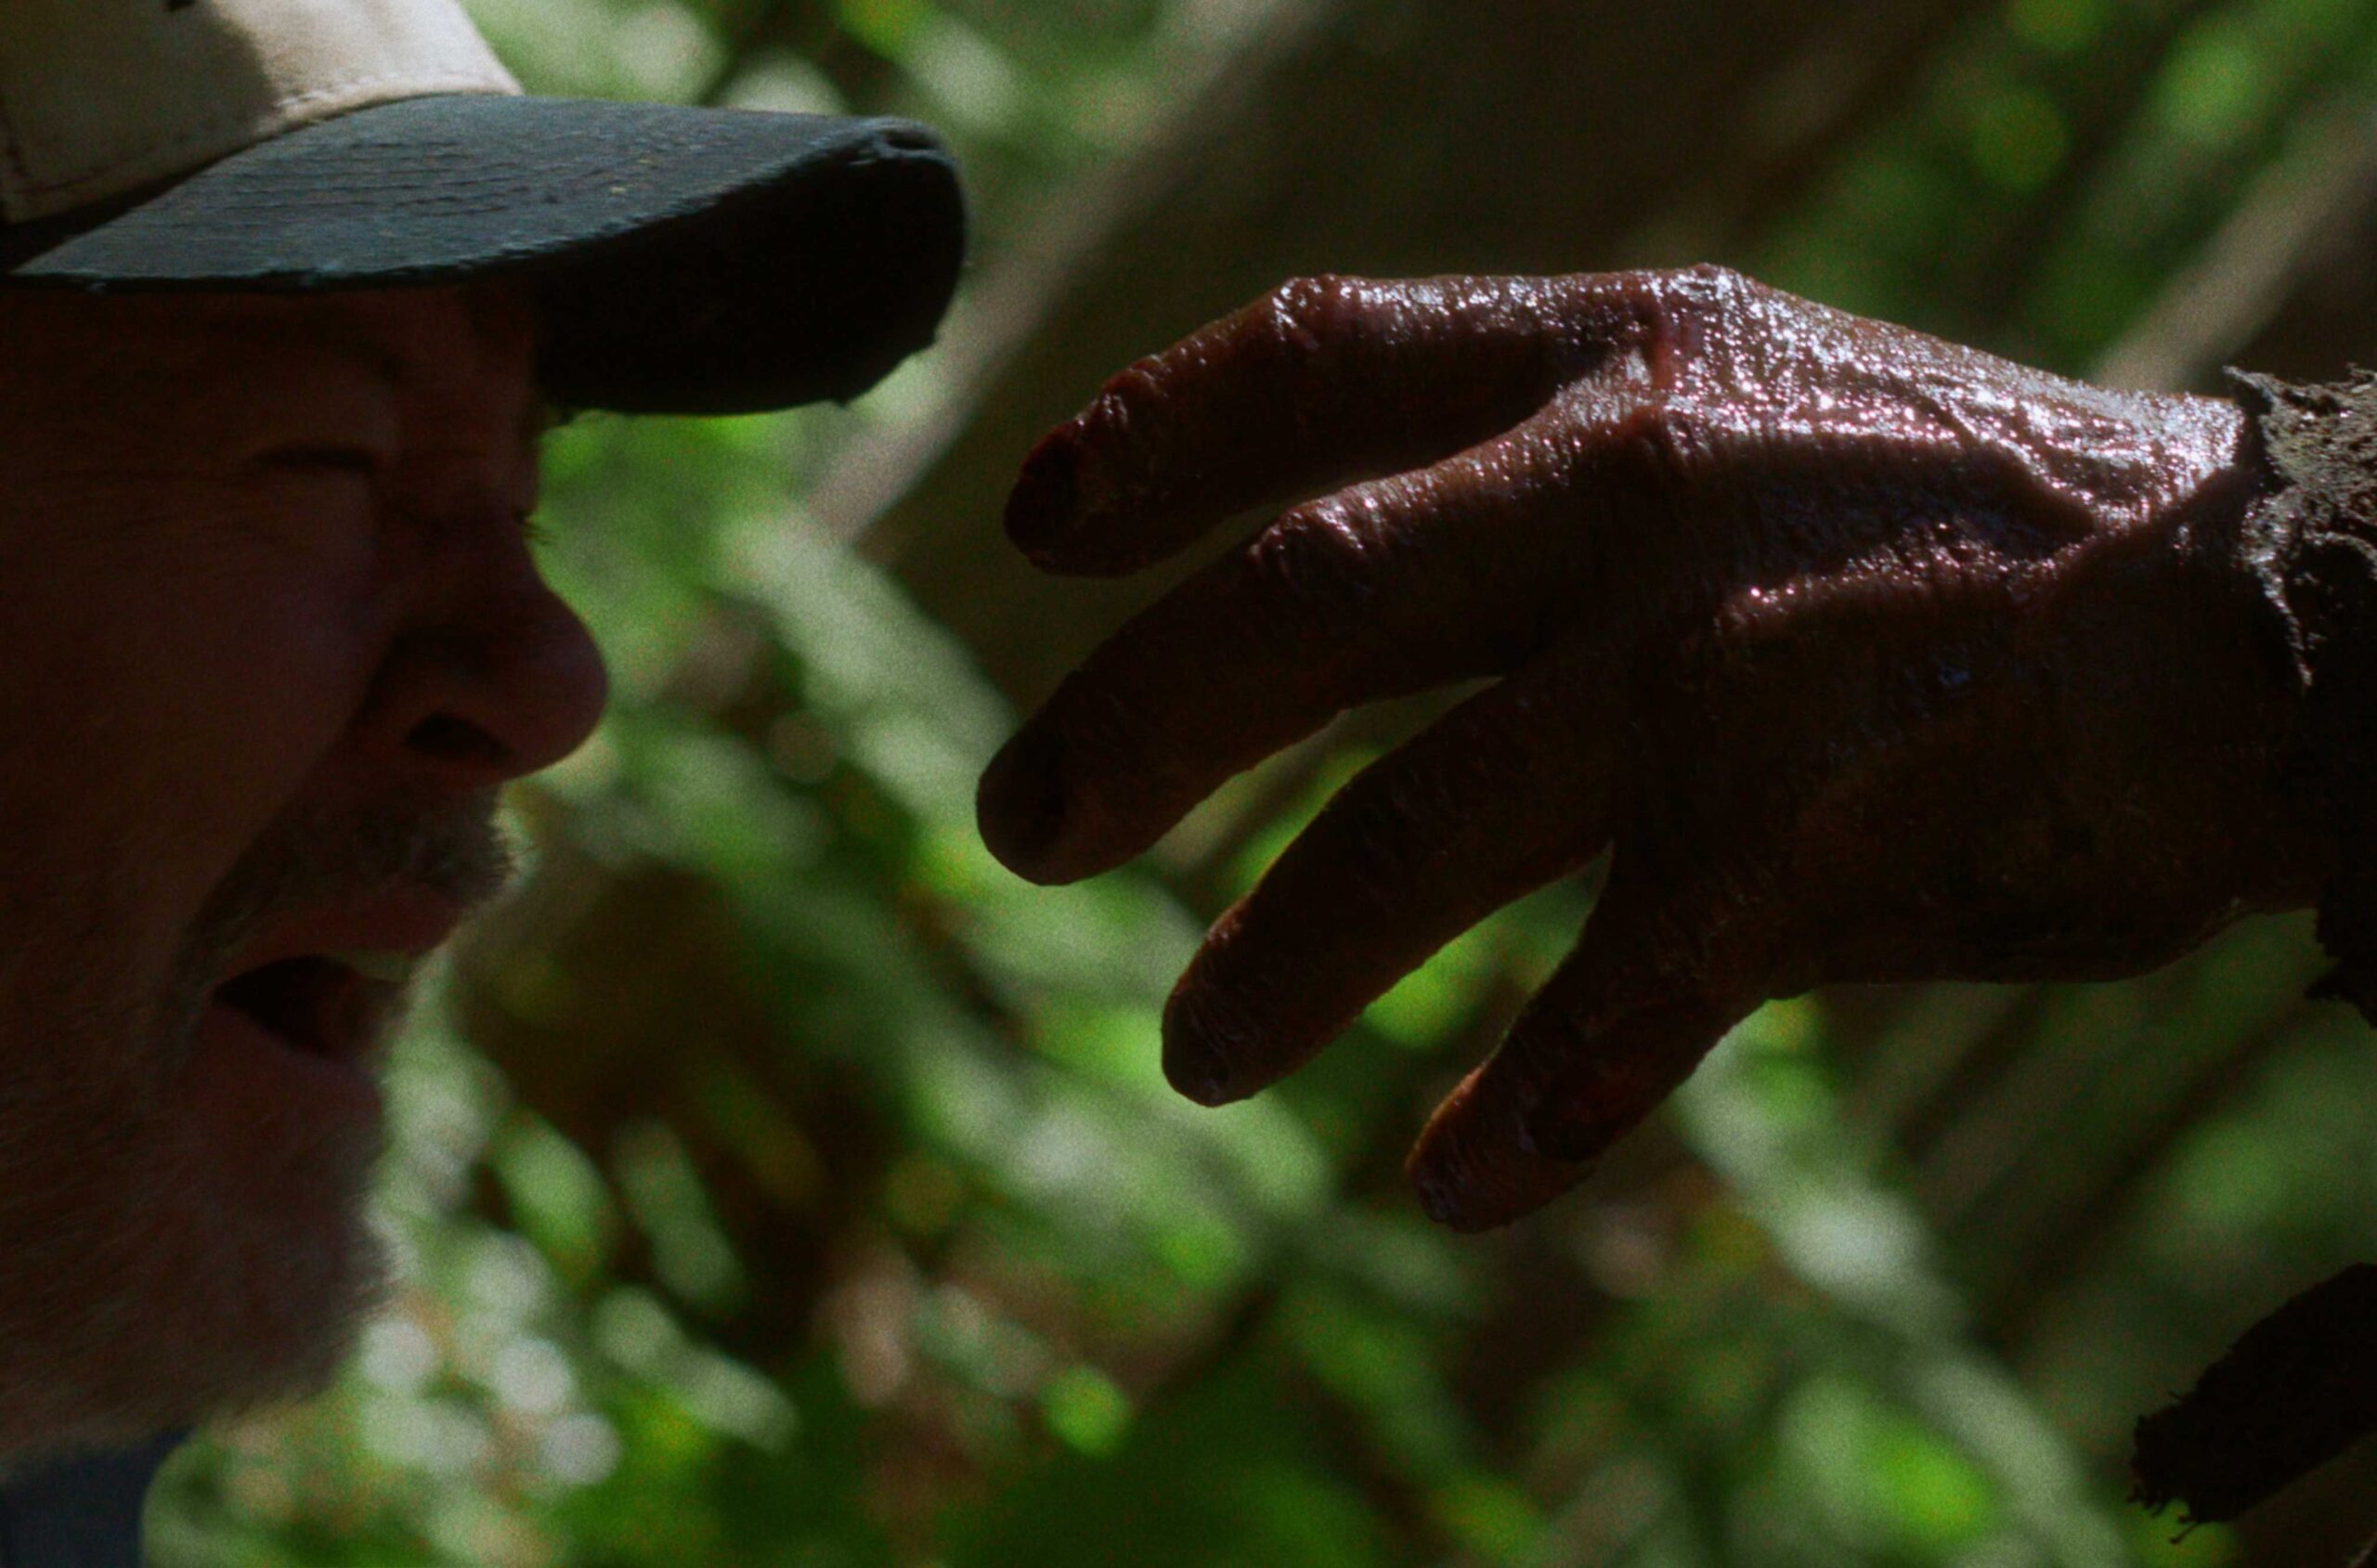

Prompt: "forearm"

[2228,368,2377,1017]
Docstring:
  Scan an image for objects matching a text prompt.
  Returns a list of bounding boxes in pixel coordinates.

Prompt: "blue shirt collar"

[0,1430,188,1568]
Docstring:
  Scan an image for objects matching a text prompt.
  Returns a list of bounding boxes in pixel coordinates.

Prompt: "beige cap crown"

[0,0,518,223]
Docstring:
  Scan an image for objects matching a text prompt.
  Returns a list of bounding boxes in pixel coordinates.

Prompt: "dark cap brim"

[2,95,966,415]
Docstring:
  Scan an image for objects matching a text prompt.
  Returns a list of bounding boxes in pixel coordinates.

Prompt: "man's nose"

[360,542,610,791]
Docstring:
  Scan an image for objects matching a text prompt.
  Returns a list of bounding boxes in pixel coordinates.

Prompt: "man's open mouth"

[210,955,408,1063]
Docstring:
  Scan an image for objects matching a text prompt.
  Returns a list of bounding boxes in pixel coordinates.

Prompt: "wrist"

[2227,367,2377,1017]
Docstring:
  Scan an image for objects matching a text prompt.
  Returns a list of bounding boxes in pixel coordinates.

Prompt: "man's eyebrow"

[197,313,566,448]
[198,317,411,387]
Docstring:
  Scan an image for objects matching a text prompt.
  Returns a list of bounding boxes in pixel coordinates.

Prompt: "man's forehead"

[1,281,549,434]
[173,285,538,382]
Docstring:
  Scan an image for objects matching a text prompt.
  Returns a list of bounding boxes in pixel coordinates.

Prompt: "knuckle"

[1330,743,1514,903]
[1086,362,1161,432]
[1560,266,1769,388]
[1612,398,1708,486]
[1665,262,1752,309]
[1241,491,1445,673]
[1248,497,1380,614]
[1678,260,1750,292]
[1615,262,1759,336]
[1064,676,1170,785]
[1262,273,1363,359]
[1333,781,1437,899]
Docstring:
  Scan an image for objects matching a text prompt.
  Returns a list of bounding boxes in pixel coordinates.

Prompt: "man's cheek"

[170,597,370,831]
[78,571,372,921]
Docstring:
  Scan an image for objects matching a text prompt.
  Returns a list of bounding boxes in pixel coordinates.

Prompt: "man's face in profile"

[0,284,608,1458]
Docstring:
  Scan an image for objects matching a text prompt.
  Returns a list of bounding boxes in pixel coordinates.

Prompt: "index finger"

[1007,272,1662,576]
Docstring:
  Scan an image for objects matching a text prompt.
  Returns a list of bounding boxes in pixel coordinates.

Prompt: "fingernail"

[1162,992,1238,1106]
[1005,430,1081,560]
[1411,1165,1466,1227]
[977,727,1067,874]
[1163,1041,1234,1106]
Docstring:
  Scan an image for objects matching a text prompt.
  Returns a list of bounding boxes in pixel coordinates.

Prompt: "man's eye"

[258,445,384,479]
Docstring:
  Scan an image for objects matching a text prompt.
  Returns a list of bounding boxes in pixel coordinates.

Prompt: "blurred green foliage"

[139,0,2377,1563]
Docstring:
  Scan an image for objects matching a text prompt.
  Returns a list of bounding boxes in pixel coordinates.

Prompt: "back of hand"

[980,266,2325,1230]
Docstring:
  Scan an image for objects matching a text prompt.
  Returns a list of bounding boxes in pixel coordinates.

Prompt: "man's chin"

[0,1017,394,1462]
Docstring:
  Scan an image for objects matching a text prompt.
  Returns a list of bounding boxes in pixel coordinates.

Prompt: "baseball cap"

[0,0,967,414]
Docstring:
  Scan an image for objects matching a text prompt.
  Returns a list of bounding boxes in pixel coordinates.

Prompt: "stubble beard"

[0,787,510,1471]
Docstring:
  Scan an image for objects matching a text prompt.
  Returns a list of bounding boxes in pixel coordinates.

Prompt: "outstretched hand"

[977,266,2324,1231]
